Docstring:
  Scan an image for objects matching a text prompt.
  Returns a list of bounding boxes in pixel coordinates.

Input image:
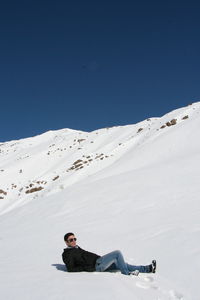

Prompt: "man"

[62,232,156,276]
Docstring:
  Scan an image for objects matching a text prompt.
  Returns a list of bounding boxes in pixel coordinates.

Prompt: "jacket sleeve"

[62,252,85,272]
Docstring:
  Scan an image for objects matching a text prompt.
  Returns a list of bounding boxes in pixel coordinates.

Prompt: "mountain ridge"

[0,102,200,300]
[0,102,199,215]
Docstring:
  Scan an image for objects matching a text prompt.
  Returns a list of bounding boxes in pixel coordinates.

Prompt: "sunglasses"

[67,238,77,243]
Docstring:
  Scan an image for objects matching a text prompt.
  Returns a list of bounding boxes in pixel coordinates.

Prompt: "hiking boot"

[129,270,139,276]
[151,260,156,273]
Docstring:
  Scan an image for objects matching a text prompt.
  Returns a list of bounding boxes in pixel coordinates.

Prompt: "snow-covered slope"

[0,102,200,300]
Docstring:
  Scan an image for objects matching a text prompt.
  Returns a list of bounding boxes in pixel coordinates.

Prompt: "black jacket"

[62,246,101,272]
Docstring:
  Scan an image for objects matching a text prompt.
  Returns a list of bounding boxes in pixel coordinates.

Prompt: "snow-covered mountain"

[0,102,200,300]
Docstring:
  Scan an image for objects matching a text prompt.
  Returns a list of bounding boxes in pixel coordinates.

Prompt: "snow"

[0,102,200,299]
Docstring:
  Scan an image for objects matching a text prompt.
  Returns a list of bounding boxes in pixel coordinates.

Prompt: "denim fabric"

[95,250,151,275]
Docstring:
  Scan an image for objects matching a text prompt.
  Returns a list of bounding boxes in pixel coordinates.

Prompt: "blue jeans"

[95,250,151,275]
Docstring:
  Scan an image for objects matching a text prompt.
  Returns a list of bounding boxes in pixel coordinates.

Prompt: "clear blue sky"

[0,0,200,142]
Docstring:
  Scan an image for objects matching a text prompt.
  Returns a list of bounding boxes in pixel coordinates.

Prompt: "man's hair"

[64,232,74,242]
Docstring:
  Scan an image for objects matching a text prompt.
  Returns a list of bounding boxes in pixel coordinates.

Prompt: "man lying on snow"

[62,232,156,276]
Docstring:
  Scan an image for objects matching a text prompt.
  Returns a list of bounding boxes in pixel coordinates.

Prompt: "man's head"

[64,232,77,247]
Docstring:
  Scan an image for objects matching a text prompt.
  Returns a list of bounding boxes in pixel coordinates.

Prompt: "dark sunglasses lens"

[68,238,77,242]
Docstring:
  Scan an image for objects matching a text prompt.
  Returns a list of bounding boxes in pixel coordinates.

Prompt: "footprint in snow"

[135,281,158,290]
[169,289,184,300]
[135,276,158,290]
[143,275,154,282]
[135,275,185,300]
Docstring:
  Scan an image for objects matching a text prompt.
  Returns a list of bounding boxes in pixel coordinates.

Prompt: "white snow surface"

[0,102,200,300]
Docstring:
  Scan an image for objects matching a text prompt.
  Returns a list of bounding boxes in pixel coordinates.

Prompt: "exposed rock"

[0,189,7,195]
[160,125,166,129]
[166,119,177,126]
[170,119,177,125]
[73,159,83,165]
[77,139,86,143]
[25,186,43,194]
[74,163,83,169]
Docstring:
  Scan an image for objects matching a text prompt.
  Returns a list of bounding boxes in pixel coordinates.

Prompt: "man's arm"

[62,252,85,272]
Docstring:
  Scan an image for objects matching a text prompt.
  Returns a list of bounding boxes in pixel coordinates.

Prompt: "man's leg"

[95,250,129,275]
[126,263,152,273]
